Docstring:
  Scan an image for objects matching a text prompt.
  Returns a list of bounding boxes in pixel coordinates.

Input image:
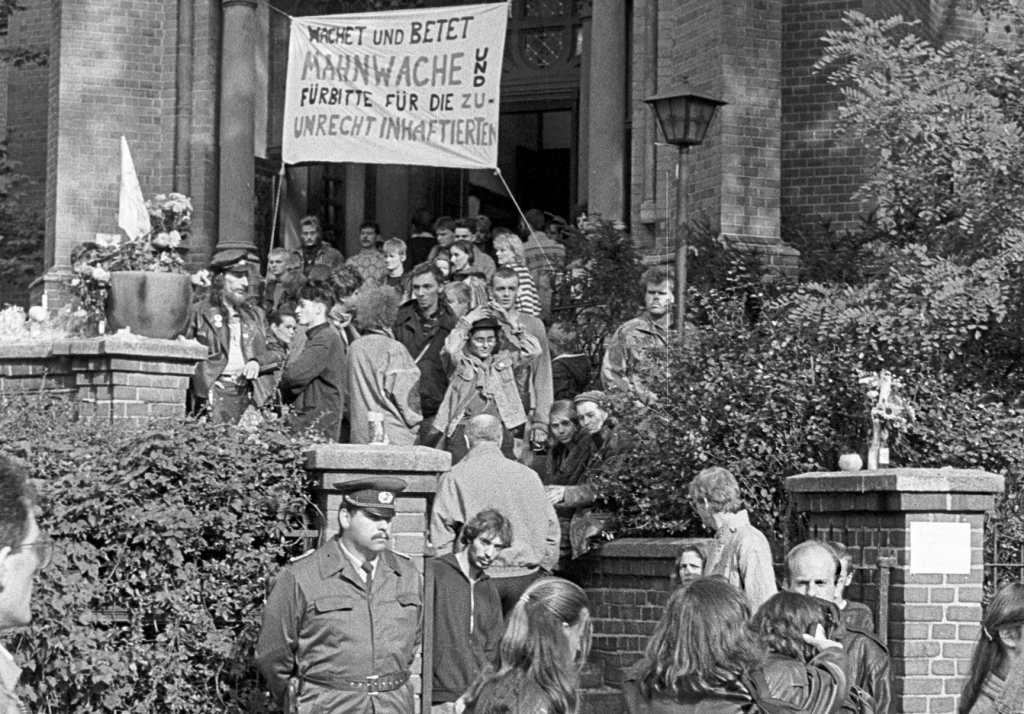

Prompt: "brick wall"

[0,337,205,427]
[46,0,180,271]
[565,537,707,687]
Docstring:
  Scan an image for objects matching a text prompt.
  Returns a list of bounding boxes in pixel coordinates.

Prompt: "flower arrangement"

[68,193,193,324]
[858,369,915,467]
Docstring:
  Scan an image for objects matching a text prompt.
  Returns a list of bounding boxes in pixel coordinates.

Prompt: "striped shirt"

[511,264,542,317]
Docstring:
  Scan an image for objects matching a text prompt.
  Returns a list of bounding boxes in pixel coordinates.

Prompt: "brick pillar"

[786,469,1005,714]
[0,337,206,427]
[217,0,258,254]
[305,444,451,713]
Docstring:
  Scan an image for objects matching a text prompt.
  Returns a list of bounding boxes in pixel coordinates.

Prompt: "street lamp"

[644,89,726,330]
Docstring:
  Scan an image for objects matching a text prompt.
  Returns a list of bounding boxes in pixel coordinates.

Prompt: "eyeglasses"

[12,533,53,569]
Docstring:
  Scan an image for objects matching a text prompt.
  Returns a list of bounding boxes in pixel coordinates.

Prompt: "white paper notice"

[909,522,972,574]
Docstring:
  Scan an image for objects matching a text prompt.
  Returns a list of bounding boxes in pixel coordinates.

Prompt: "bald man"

[429,415,559,615]
[785,541,892,714]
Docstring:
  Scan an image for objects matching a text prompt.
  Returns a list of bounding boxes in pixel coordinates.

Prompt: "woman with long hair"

[463,577,592,714]
[960,582,1024,714]
[625,579,846,714]
[669,544,707,590]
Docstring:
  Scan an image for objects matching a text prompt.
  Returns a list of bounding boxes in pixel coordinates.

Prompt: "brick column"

[786,469,1004,714]
[217,0,258,254]
[305,444,451,713]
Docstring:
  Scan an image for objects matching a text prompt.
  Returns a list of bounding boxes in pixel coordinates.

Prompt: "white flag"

[117,136,151,241]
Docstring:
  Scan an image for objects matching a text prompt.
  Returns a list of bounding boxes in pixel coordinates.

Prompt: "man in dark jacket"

[186,250,278,423]
[785,540,893,714]
[431,509,510,713]
[393,264,458,442]
[278,281,345,440]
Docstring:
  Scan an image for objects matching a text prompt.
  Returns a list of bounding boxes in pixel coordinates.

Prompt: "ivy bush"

[0,397,314,713]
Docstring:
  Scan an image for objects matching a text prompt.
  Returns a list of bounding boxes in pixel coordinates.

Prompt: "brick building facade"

[0,0,995,305]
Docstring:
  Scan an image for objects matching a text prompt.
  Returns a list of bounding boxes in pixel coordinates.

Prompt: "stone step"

[581,686,624,714]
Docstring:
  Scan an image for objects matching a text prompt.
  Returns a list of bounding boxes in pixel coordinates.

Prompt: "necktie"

[361,560,374,593]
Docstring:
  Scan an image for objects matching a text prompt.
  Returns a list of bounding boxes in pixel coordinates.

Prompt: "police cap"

[340,476,407,518]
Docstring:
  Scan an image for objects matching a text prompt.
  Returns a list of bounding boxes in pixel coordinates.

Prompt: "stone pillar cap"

[306,444,452,473]
[786,468,1004,495]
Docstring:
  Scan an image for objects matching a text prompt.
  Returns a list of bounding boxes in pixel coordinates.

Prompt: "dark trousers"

[491,570,544,617]
[208,381,252,424]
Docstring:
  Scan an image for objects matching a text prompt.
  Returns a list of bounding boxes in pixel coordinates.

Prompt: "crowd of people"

[184,207,680,558]
[4,455,1020,714]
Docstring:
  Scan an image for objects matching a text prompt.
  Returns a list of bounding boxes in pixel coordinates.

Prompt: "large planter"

[105,271,193,339]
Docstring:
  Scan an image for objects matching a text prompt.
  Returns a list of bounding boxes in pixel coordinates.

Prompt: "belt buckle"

[367,674,380,695]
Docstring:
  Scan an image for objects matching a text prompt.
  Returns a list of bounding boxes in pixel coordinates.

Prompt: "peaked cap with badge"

[339,476,408,518]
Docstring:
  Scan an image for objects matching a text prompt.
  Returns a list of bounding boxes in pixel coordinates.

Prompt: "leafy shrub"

[0,396,314,713]
[593,237,1024,567]
[552,218,646,364]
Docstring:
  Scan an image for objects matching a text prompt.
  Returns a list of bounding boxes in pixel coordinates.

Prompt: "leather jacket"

[623,649,848,714]
[833,620,892,714]
[185,299,277,401]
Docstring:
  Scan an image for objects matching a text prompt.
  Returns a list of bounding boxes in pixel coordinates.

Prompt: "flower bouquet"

[858,369,916,468]
[69,193,193,329]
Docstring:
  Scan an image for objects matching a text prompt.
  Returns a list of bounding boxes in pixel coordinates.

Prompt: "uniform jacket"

[0,646,24,714]
[347,331,423,446]
[185,299,277,401]
[433,316,541,437]
[394,301,458,419]
[256,539,423,714]
[294,242,344,276]
[601,312,671,397]
[703,509,778,612]
[278,322,345,440]
[430,442,560,576]
[431,554,504,704]
[623,649,848,714]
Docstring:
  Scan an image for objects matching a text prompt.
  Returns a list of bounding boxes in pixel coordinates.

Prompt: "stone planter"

[105,271,193,339]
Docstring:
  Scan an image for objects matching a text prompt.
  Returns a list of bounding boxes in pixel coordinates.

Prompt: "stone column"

[217,0,258,254]
[587,0,625,220]
[305,444,451,712]
[786,469,1004,714]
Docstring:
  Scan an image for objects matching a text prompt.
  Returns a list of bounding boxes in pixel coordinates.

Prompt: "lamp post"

[644,89,726,330]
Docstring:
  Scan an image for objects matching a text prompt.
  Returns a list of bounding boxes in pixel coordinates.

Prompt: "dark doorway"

[498,106,576,224]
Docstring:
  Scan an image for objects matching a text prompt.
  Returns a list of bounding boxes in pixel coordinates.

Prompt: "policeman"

[257,477,423,714]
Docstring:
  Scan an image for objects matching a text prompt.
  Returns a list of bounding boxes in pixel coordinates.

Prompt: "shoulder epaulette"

[289,548,316,563]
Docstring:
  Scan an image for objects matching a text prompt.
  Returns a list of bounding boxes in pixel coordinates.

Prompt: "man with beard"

[257,477,422,714]
[601,265,677,402]
[186,249,276,424]
[347,220,389,287]
[430,509,510,714]
[393,264,459,443]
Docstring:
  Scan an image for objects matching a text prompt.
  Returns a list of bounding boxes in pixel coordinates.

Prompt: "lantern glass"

[645,91,726,147]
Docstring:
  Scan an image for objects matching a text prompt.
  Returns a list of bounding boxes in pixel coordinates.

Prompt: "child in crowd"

[829,541,876,634]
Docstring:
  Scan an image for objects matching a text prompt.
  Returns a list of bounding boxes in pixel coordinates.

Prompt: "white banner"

[283,3,508,169]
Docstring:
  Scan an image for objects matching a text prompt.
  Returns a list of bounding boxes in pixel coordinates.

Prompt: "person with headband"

[960,582,1024,714]
[461,577,591,714]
